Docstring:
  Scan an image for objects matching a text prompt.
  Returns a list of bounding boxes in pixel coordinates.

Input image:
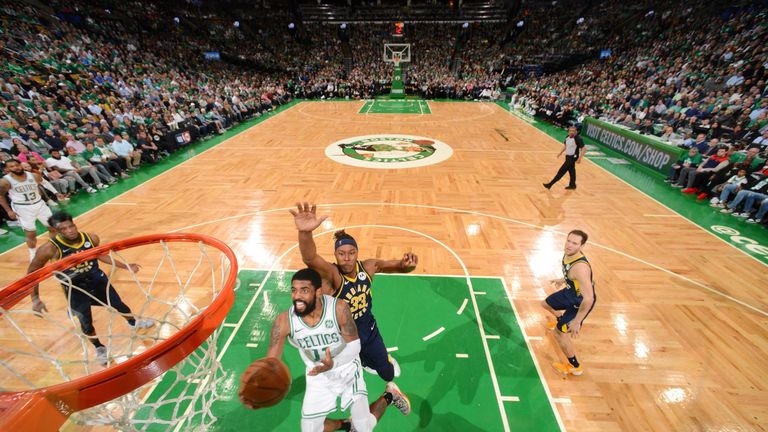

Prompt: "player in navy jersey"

[291,202,417,387]
[27,212,155,365]
[541,229,596,376]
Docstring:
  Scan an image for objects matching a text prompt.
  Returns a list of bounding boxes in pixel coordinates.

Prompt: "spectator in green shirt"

[83,140,128,179]
[66,146,115,184]
[666,148,702,184]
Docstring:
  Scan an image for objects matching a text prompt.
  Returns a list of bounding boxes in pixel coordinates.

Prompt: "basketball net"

[0,234,237,431]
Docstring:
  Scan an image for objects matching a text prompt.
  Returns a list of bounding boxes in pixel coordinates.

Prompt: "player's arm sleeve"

[333,339,360,368]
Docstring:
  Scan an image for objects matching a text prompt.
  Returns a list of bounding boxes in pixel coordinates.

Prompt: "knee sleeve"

[350,396,377,432]
[299,417,324,432]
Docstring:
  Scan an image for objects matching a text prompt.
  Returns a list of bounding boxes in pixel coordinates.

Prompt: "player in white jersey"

[0,159,55,260]
[266,268,409,432]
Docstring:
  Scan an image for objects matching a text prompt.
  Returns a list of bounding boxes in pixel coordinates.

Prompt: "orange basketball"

[238,357,292,409]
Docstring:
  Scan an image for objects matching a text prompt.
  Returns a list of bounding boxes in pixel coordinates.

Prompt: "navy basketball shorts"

[358,321,395,382]
[545,288,594,333]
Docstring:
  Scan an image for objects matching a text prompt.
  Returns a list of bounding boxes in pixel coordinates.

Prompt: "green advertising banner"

[582,117,681,174]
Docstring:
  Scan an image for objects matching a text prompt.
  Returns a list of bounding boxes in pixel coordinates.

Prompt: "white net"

[0,236,236,431]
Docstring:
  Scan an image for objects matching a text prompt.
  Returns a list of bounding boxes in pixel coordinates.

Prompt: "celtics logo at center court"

[325,134,453,169]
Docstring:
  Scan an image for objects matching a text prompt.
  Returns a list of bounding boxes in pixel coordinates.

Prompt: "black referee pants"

[549,155,578,187]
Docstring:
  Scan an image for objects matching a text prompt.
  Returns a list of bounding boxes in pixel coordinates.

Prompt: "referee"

[544,126,585,190]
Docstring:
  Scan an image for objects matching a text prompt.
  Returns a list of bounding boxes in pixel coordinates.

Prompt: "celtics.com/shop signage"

[325,134,453,169]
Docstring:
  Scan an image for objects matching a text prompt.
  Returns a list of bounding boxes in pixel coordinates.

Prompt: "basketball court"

[1,101,766,431]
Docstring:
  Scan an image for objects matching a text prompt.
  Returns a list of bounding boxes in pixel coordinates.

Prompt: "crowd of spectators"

[508,2,767,225]
[0,0,292,234]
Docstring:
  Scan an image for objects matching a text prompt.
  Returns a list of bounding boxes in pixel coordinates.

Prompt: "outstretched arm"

[290,202,339,284]
[266,311,290,359]
[364,252,418,275]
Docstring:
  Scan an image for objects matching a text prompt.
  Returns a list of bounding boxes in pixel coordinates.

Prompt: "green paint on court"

[359,100,431,115]
[140,270,560,431]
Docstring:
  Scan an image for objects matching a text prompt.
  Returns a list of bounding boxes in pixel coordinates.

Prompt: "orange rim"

[0,233,238,431]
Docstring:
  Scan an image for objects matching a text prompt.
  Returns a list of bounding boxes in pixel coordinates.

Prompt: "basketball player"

[290,202,417,385]
[265,268,410,432]
[543,126,585,190]
[0,158,56,261]
[541,229,596,375]
[27,212,155,366]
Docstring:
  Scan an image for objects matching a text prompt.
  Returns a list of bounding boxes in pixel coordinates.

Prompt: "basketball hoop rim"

[0,233,238,431]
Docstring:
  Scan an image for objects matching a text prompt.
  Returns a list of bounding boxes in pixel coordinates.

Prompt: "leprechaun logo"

[325,134,453,169]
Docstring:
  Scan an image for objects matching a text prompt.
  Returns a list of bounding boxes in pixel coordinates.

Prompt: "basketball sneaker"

[96,346,109,366]
[385,382,411,416]
[552,361,583,376]
[129,318,156,330]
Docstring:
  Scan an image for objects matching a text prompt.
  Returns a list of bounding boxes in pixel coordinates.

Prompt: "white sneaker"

[709,197,720,205]
[385,382,411,416]
[46,200,59,207]
[720,208,734,214]
[734,212,750,218]
[129,318,156,330]
[96,346,109,366]
[6,220,20,227]
[746,218,757,224]
[0,228,7,235]
[96,183,108,189]
[86,188,97,193]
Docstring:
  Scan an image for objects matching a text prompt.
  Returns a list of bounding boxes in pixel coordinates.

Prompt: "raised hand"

[289,202,328,233]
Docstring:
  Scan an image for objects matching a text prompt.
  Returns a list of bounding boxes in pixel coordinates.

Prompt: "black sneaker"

[565,185,577,190]
[542,183,552,190]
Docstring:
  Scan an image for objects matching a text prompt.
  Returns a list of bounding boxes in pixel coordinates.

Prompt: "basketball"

[238,357,292,409]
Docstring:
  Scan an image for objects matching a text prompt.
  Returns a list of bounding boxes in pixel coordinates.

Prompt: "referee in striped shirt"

[544,126,585,190]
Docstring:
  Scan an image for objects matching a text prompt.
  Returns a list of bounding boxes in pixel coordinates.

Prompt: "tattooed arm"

[266,311,289,359]
[336,299,359,343]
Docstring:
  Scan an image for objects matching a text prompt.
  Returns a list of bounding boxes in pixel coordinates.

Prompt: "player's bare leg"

[551,327,582,376]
